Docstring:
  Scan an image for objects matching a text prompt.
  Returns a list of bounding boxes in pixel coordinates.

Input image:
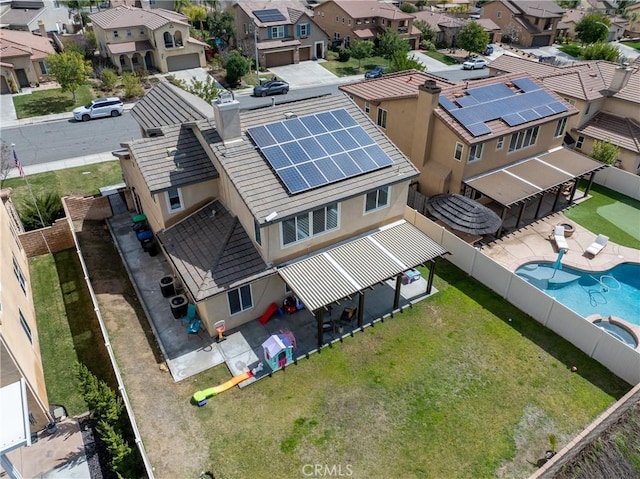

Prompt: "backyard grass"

[12,84,94,119]
[3,161,123,219]
[425,50,459,65]
[566,181,640,249]
[321,56,389,77]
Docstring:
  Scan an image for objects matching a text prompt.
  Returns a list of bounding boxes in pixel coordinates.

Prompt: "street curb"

[2,104,136,128]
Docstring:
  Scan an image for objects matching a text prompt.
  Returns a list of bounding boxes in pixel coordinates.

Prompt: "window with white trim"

[13,256,26,294]
[19,310,32,344]
[508,126,539,152]
[377,108,387,128]
[282,203,338,246]
[364,101,370,113]
[365,186,390,212]
[496,136,504,150]
[468,144,483,163]
[554,117,567,138]
[166,187,183,212]
[228,285,253,315]
[271,26,285,39]
[454,142,463,161]
[576,135,584,149]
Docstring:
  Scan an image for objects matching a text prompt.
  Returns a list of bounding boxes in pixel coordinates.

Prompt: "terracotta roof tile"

[333,0,413,20]
[576,112,640,152]
[339,70,454,102]
[90,6,188,30]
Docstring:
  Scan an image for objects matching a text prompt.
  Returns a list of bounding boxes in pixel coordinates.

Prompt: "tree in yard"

[44,51,92,102]
[399,3,417,13]
[575,13,610,44]
[173,0,190,13]
[582,41,620,61]
[184,5,207,31]
[377,29,410,61]
[389,51,425,73]
[456,21,489,55]
[172,75,219,103]
[207,10,236,49]
[590,140,619,165]
[349,40,374,69]
[225,51,250,85]
[414,20,436,44]
[100,68,117,92]
[121,72,144,99]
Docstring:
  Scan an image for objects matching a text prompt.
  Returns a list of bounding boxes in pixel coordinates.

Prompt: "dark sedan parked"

[253,80,289,97]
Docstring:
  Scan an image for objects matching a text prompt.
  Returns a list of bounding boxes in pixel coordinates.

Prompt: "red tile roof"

[0,29,55,61]
[576,112,640,153]
[339,70,454,102]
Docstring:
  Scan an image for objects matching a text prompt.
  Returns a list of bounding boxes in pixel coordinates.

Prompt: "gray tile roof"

[126,124,218,193]
[158,200,273,301]
[0,6,42,26]
[90,5,188,30]
[130,82,212,133]
[577,112,640,153]
[198,94,420,225]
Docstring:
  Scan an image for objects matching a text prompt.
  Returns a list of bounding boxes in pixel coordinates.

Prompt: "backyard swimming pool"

[515,262,640,326]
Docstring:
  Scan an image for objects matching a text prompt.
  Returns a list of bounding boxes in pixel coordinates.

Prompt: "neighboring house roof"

[354,27,378,39]
[90,5,189,30]
[126,123,218,193]
[235,0,314,27]
[158,200,272,301]
[475,18,500,31]
[257,38,300,50]
[339,70,454,102]
[0,5,44,27]
[130,82,213,134]
[561,9,586,25]
[107,39,154,55]
[0,29,54,60]
[504,0,564,18]
[198,95,419,224]
[576,112,640,153]
[413,11,465,31]
[330,0,413,20]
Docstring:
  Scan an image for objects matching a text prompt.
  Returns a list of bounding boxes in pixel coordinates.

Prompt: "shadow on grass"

[16,95,76,118]
[435,259,631,398]
[335,66,361,76]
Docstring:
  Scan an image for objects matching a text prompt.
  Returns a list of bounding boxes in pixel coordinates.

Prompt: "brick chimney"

[411,79,441,167]
[212,91,242,145]
[609,63,632,93]
[38,20,46,37]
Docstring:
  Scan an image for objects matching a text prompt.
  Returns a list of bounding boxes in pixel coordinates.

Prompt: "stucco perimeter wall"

[404,206,640,386]
[594,166,640,200]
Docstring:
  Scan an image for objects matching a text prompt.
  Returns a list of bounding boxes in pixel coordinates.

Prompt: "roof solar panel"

[300,115,326,135]
[297,162,327,188]
[348,126,375,147]
[349,149,377,171]
[315,157,344,181]
[455,95,479,107]
[364,145,393,168]
[248,125,276,148]
[465,122,492,137]
[278,167,308,194]
[548,101,568,114]
[439,97,458,111]
[284,118,311,139]
[332,152,361,176]
[316,133,343,155]
[519,109,541,122]
[281,142,307,165]
[261,145,290,169]
[512,77,541,93]
[252,9,286,23]
[268,122,294,143]
[316,111,341,131]
[299,137,325,159]
[503,113,528,126]
[333,129,359,151]
[467,83,515,102]
[332,109,358,128]
[533,105,554,116]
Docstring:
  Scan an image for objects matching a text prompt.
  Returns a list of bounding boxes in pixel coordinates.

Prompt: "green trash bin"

[132,213,147,224]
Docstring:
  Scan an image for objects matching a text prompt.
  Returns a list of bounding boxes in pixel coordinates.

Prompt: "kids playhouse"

[262,334,294,372]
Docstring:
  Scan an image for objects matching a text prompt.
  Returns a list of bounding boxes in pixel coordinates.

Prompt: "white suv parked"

[73,97,124,121]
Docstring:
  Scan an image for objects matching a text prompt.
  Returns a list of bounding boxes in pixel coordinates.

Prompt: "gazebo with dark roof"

[426,194,502,236]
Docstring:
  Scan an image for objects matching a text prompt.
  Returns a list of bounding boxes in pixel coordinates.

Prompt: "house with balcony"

[90,5,207,73]
[312,0,419,50]
[0,28,55,92]
[480,0,564,47]
[489,55,640,173]
[233,0,328,67]
[115,85,447,349]
[340,71,605,235]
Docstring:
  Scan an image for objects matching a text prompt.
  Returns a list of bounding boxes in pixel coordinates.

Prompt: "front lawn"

[12,84,94,119]
[558,43,583,58]
[321,56,389,76]
[620,40,640,50]
[425,50,459,65]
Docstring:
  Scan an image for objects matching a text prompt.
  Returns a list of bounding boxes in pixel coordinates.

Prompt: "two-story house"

[412,11,500,49]
[0,0,72,34]
[234,0,329,67]
[116,85,447,349]
[90,5,207,73]
[313,0,420,50]
[490,55,640,173]
[0,28,55,92]
[341,71,604,234]
[480,0,564,47]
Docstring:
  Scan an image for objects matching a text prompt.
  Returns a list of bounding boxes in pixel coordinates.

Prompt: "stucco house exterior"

[90,5,207,73]
[480,0,564,47]
[115,83,447,349]
[0,28,55,92]
[0,0,71,34]
[234,0,329,67]
[312,0,420,50]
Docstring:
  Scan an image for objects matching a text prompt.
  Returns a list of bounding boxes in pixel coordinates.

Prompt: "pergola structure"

[463,147,605,237]
[279,221,448,349]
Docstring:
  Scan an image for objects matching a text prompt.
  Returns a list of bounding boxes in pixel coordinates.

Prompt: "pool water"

[515,262,640,326]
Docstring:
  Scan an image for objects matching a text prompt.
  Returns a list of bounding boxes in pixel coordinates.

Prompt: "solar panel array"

[247,109,393,195]
[438,77,568,137]
[252,9,286,23]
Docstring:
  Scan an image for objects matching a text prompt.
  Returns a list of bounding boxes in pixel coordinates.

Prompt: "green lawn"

[2,161,122,219]
[620,40,640,50]
[558,43,582,58]
[12,84,94,119]
[425,50,459,65]
[184,261,629,478]
[321,56,389,77]
[565,182,640,249]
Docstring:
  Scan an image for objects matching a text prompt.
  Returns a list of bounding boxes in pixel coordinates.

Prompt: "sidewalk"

[1,102,136,129]
[5,151,118,179]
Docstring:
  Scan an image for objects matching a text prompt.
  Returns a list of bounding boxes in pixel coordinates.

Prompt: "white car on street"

[73,97,124,121]
[462,58,488,70]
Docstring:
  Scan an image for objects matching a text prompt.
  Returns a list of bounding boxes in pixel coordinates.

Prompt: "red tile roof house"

[114,83,447,353]
[233,0,330,67]
[0,28,55,92]
[490,55,640,173]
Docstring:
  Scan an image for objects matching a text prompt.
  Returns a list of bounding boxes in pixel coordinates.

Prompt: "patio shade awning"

[464,147,605,207]
[426,193,502,235]
[278,221,447,312]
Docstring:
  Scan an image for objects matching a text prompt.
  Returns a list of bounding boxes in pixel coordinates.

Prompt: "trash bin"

[132,213,147,224]
[169,294,188,319]
[160,276,175,298]
[137,230,153,242]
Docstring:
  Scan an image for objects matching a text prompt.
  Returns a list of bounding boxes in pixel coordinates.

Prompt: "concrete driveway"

[0,93,17,123]
[268,60,346,88]
[165,67,225,91]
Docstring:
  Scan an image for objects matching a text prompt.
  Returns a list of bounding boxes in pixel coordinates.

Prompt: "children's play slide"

[258,302,279,325]
[193,371,253,404]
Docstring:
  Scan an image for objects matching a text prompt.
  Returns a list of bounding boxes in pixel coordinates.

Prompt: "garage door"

[265,50,293,68]
[299,47,311,62]
[531,35,551,47]
[166,53,200,71]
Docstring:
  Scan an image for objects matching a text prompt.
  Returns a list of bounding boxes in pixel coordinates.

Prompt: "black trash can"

[160,276,175,298]
[170,294,188,319]
[148,243,159,256]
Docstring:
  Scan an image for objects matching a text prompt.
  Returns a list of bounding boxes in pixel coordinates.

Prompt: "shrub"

[399,3,417,13]
[100,68,117,91]
[326,50,339,61]
[122,72,144,99]
[559,43,582,58]
[420,40,436,51]
[19,192,64,231]
[337,47,351,62]
[224,51,250,85]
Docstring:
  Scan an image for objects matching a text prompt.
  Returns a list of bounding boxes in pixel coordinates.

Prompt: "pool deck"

[480,211,640,272]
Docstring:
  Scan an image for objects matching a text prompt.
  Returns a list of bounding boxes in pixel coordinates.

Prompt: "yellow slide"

[193,371,253,404]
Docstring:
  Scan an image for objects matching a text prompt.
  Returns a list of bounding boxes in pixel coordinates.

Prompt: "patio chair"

[553,225,569,252]
[181,303,196,324]
[586,234,609,257]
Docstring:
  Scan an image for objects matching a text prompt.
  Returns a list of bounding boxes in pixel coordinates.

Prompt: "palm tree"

[174,0,190,14]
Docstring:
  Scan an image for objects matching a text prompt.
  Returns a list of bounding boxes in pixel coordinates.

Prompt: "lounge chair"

[553,225,569,252]
[586,234,608,257]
